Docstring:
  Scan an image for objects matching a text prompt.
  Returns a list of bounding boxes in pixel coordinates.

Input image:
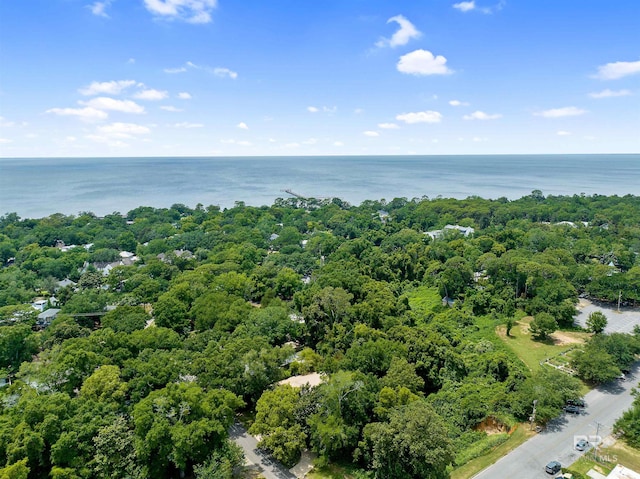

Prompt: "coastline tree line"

[0,191,639,478]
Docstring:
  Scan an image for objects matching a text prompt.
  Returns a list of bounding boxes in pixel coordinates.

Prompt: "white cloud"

[396,111,443,124]
[80,97,145,114]
[237,122,249,130]
[588,89,632,99]
[363,131,379,137]
[65,136,77,142]
[164,67,187,74]
[449,99,469,106]
[178,92,192,100]
[127,58,136,64]
[557,130,571,136]
[160,106,183,112]
[378,123,399,129]
[172,122,204,128]
[0,116,15,127]
[97,122,151,138]
[79,80,136,96]
[376,15,421,48]
[143,0,217,24]
[46,107,108,121]
[307,106,319,113]
[454,0,505,14]
[397,49,453,76]
[322,106,337,113]
[302,138,318,145]
[133,89,169,101]
[236,140,252,146]
[534,106,587,118]
[592,60,640,80]
[473,137,488,142]
[285,143,300,148]
[463,110,502,120]
[453,1,476,12]
[0,138,12,144]
[213,67,238,79]
[89,1,112,17]
[333,141,344,147]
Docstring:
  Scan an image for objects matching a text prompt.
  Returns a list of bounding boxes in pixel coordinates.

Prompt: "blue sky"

[0,0,638,157]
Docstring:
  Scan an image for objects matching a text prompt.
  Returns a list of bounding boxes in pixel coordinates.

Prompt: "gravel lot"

[574,299,640,334]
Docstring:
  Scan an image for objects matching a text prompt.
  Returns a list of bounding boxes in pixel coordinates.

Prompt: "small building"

[425,224,475,240]
[31,299,48,312]
[56,278,77,291]
[37,308,60,328]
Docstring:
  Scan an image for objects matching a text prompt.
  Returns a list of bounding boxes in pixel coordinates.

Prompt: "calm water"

[0,154,638,219]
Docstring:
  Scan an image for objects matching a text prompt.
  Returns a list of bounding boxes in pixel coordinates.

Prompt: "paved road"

[229,421,297,479]
[474,362,639,479]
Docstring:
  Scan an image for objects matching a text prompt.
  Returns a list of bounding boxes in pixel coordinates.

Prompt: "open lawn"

[450,424,536,479]
[306,462,363,479]
[497,316,589,373]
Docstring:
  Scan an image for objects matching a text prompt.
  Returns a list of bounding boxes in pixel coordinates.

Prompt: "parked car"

[566,398,585,408]
[545,461,562,474]
[564,405,580,414]
[575,439,589,451]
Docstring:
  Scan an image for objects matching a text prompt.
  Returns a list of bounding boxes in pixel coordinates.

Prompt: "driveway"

[473,362,639,479]
[229,421,297,479]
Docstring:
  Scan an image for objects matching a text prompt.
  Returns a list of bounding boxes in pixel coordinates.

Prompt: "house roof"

[38,308,60,320]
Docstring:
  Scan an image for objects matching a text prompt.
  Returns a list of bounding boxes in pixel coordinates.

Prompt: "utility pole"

[530,400,538,430]
[618,290,622,312]
[593,421,604,461]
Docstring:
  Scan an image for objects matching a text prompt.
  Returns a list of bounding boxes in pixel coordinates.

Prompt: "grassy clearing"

[601,441,640,472]
[497,316,587,373]
[306,462,363,479]
[406,285,441,317]
[450,424,536,479]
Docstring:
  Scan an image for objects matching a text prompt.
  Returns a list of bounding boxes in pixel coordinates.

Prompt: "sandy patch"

[474,416,508,435]
[550,331,585,346]
[277,372,323,388]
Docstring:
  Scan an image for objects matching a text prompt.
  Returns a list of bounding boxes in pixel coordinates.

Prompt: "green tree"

[193,442,243,479]
[80,365,127,404]
[153,294,190,334]
[101,305,149,333]
[586,311,608,334]
[133,382,243,478]
[92,416,140,479]
[359,400,454,479]
[0,324,39,372]
[529,312,557,340]
[0,459,29,479]
[614,393,640,448]
[572,347,621,383]
[249,385,306,466]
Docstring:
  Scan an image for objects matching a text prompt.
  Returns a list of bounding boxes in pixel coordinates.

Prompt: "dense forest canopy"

[1,191,639,478]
